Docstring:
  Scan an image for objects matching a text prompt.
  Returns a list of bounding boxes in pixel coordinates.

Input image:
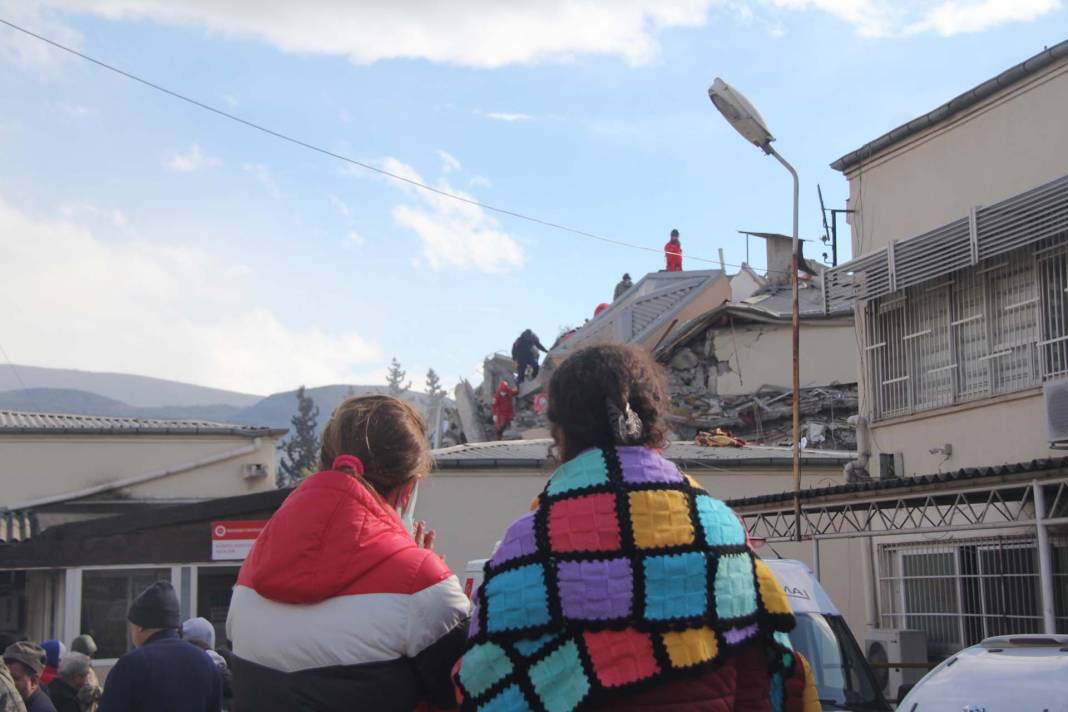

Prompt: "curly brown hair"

[319,395,431,497]
[547,343,669,462]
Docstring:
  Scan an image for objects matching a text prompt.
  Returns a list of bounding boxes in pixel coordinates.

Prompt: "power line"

[0,17,793,274]
[0,342,29,392]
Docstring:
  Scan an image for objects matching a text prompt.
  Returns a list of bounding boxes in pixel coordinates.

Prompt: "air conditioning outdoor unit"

[864,628,927,702]
[242,463,268,480]
[1044,379,1068,447]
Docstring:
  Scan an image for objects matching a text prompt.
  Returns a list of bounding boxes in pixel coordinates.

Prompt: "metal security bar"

[877,535,1068,655]
[864,247,1044,420]
[1039,244,1068,379]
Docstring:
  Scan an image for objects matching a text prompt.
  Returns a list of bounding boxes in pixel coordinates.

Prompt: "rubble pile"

[665,346,858,448]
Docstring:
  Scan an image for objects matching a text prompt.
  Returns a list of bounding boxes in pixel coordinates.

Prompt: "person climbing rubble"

[613,273,633,300]
[511,329,548,386]
[491,381,518,440]
[664,228,683,272]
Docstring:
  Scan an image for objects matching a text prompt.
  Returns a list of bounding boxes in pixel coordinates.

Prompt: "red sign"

[211,520,267,561]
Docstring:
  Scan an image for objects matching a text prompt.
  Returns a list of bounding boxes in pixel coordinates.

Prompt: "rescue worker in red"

[491,381,518,440]
[664,228,683,271]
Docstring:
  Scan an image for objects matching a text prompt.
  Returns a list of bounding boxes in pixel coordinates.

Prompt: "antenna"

[817,183,831,247]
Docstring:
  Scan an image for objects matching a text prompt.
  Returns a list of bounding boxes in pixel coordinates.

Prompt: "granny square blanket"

[456,445,800,712]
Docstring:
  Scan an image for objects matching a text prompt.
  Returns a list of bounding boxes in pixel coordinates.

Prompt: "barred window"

[864,242,1068,420]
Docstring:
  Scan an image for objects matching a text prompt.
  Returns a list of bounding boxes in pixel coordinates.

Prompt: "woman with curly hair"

[455,344,819,711]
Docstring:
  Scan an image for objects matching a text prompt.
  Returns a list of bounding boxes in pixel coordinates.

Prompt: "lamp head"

[708,77,774,153]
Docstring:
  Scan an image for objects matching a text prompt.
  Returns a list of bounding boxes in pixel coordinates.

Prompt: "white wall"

[418,464,845,572]
[846,60,1068,254]
[0,435,278,507]
[713,322,858,396]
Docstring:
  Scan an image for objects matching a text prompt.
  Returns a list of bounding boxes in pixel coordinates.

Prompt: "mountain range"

[0,365,445,436]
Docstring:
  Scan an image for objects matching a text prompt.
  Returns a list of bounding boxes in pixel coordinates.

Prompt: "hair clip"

[332,454,365,475]
[606,399,643,444]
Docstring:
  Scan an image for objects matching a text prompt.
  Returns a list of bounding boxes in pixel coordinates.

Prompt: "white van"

[897,634,1068,712]
[463,557,889,712]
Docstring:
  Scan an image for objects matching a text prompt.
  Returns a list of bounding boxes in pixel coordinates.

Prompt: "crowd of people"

[4,340,818,711]
[0,585,232,712]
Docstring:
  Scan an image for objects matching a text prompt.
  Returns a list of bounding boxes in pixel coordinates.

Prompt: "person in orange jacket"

[491,381,518,440]
[665,228,683,271]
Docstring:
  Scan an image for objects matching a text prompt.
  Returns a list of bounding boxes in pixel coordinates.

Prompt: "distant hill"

[0,364,262,408]
[232,385,448,436]
[0,383,449,438]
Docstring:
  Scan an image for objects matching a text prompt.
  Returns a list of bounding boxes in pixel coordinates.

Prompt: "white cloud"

[371,156,524,273]
[58,202,128,230]
[328,194,351,217]
[468,176,493,189]
[60,103,92,118]
[437,150,462,174]
[481,111,537,122]
[763,0,1061,36]
[907,0,1061,35]
[36,0,714,67]
[0,1,83,72]
[344,230,366,248]
[0,195,382,393]
[242,162,281,197]
[222,94,239,108]
[165,144,221,173]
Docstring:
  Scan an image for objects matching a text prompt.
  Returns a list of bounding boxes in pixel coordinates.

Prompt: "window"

[862,243,1068,420]
[81,568,170,659]
[878,537,1058,658]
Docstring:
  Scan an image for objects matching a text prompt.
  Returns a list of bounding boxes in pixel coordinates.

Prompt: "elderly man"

[45,653,92,712]
[3,643,54,712]
[99,582,221,712]
[0,656,26,712]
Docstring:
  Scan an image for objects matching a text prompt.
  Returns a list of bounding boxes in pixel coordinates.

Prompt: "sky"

[0,0,1065,397]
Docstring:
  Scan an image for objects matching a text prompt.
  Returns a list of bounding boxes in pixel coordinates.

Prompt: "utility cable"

[0,17,793,273]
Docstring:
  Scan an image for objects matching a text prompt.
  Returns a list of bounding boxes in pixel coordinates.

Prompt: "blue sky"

[0,1,1064,396]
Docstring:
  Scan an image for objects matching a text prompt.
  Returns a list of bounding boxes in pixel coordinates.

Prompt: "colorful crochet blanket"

[455,446,802,712]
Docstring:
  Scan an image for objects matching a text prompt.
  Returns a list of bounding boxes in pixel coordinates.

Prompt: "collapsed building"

[455,234,860,451]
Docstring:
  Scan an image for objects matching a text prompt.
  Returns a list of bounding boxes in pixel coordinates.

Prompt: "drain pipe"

[843,415,871,482]
[1,438,263,513]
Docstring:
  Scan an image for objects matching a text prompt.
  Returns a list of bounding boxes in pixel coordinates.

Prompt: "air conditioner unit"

[1044,379,1068,447]
[242,463,268,480]
[864,628,927,702]
[878,452,904,480]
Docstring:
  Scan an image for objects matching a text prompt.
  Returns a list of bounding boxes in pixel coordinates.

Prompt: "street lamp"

[708,77,802,542]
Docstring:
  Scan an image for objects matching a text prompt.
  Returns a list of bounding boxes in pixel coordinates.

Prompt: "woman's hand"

[413,520,437,551]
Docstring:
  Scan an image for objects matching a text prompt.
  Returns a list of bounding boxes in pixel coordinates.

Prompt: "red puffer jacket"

[227,467,471,712]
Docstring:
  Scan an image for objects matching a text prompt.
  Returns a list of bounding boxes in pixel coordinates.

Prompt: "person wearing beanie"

[0,656,25,712]
[67,637,96,660]
[37,643,63,686]
[98,582,221,712]
[3,642,54,712]
[181,619,232,712]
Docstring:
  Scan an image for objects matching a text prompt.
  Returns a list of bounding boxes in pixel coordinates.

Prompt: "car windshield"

[787,612,888,711]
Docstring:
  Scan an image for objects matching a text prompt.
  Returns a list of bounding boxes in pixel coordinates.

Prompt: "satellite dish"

[708,78,775,153]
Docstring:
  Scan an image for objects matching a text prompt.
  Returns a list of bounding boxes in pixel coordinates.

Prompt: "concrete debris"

[453,379,489,444]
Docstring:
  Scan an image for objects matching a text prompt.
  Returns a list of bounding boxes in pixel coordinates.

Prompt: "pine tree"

[425,368,445,405]
[278,385,320,487]
[386,357,411,395]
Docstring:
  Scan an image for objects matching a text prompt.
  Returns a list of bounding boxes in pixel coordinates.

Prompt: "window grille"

[862,243,1068,420]
[878,536,1068,658]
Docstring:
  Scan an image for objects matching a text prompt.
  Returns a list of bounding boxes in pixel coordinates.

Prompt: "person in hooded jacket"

[455,344,819,712]
[227,395,471,712]
[491,381,518,440]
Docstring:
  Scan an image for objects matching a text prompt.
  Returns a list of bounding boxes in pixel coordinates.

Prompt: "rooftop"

[832,39,1068,172]
[431,438,854,469]
[725,456,1068,509]
[0,409,287,438]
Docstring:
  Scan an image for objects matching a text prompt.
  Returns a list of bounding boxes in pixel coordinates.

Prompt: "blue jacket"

[99,630,221,712]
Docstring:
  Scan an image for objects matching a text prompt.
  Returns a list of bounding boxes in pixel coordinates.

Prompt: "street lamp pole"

[708,79,802,541]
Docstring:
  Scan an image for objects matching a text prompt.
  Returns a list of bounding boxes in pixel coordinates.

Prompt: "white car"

[897,634,1068,712]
